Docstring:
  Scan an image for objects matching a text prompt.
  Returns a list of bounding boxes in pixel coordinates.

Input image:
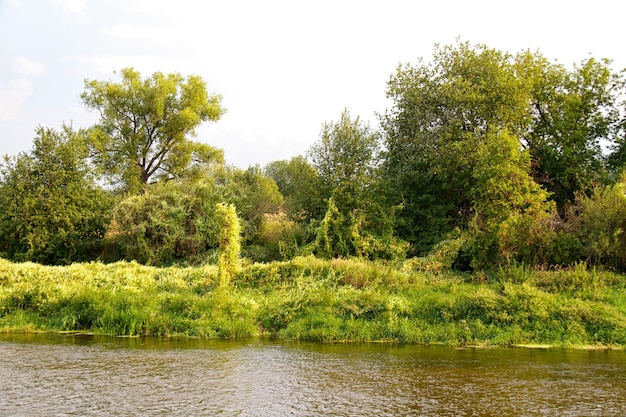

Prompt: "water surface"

[1,334,624,416]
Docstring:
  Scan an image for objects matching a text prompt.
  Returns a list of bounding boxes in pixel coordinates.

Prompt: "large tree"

[381,41,532,254]
[0,126,113,264]
[520,54,625,208]
[81,67,225,194]
[381,41,625,256]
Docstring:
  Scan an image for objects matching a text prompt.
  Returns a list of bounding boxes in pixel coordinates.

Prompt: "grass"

[1,256,626,347]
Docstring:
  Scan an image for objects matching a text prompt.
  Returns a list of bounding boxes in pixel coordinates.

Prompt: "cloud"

[13,57,45,76]
[51,0,86,15]
[0,78,34,122]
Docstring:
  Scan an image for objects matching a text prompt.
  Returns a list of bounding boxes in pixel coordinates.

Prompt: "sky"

[1,0,625,168]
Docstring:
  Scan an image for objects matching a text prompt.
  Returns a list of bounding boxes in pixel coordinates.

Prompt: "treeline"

[1,41,626,271]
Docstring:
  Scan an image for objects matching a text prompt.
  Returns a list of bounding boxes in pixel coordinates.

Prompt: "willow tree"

[81,67,225,194]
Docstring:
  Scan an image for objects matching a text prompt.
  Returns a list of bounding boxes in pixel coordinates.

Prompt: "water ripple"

[1,335,625,416]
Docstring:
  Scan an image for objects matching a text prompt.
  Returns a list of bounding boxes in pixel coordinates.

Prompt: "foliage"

[264,156,324,221]
[571,172,626,271]
[312,198,408,261]
[220,165,283,245]
[521,54,625,208]
[380,40,626,261]
[467,129,556,268]
[402,229,468,273]
[105,180,223,266]
[306,110,406,261]
[216,203,242,286]
[381,41,533,254]
[314,198,348,259]
[0,126,113,264]
[2,42,625,272]
[249,213,306,262]
[81,67,225,194]
[308,109,380,213]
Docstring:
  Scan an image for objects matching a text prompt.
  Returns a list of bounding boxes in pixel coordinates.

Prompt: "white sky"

[1,0,625,168]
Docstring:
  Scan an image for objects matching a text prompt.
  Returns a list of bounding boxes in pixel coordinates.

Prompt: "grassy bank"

[1,257,625,347]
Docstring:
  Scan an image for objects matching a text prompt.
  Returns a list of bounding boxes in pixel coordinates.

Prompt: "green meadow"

[2,257,625,348]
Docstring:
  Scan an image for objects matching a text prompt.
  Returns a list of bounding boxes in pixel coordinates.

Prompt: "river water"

[0,334,625,416]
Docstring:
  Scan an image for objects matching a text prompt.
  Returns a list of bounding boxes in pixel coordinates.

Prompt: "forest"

[1,41,626,345]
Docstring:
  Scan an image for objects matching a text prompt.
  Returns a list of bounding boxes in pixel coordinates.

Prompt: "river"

[1,334,625,416]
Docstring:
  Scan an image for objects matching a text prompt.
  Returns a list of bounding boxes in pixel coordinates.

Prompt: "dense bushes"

[572,173,626,270]
[105,180,223,265]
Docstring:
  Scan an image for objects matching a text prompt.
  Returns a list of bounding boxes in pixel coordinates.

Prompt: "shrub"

[216,203,242,286]
[105,180,222,266]
[572,172,626,271]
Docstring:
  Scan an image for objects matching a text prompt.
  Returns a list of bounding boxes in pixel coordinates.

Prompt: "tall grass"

[1,257,626,347]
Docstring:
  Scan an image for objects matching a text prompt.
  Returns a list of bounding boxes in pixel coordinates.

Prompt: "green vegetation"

[0,126,113,264]
[1,41,626,346]
[216,203,242,286]
[81,67,225,194]
[1,257,625,347]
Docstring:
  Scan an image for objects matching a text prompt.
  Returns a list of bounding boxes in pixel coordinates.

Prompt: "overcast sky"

[1,0,625,168]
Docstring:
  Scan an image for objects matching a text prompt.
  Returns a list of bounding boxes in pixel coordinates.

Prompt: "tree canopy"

[521,54,625,208]
[381,40,626,257]
[2,41,626,271]
[81,67,225,194]
[308,109,380,213]
[0,126,113,264]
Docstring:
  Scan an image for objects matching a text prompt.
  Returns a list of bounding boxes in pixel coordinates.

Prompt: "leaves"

[81,67,225,194]
[308,109,380,214]
[523,55,624,207]
[106,180,223,266]
[216,203,242,286]
[0,126,113,264]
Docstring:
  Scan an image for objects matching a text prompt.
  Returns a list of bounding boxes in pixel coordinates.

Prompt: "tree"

[521,54,625,208]
[381,41,532,254]
[381,40,625,259]
[308,109,380,213]
[264,156,324,221]
[468,129,556,267]
[81,67,225,194]
[0,125,113,264]
[307,110,407,260]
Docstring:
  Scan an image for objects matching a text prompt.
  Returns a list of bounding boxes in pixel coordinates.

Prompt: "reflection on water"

[1,333,625,416]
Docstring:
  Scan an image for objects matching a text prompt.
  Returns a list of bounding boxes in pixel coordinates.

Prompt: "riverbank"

[1,257,625,347]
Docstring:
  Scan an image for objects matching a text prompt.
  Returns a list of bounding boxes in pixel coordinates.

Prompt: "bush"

[105,181,222,266]
[572,172,626,271]
[216,203,242,286]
